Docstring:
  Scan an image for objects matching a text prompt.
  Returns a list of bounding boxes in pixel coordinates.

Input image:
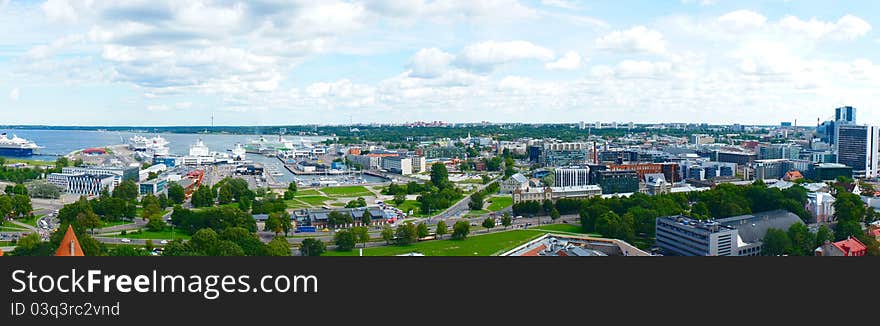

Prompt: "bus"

[295,226,317,233]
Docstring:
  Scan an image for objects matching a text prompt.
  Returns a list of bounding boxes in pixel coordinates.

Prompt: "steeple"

[55,225,84,257]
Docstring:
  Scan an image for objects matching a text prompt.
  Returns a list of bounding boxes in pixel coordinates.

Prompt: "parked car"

[120,238,131,243]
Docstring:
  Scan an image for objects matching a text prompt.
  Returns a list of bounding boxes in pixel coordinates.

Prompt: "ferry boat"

[0,133,41,156]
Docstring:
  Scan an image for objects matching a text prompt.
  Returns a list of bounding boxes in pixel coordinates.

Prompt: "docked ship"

[128,135,170,156]
[230,143,247,161]
[0,133,41,157]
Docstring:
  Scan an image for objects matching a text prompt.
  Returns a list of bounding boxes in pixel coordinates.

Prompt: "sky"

[0,0,878,126]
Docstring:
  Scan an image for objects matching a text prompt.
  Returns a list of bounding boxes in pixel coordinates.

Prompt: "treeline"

[512,182,814,244]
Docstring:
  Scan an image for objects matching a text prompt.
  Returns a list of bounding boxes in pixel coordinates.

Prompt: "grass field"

[13,214,44,227]
[0,226,26,232]
[529,224,602,237]
[295,189,322,197]
[285,199,311,209]
[111,229,191,240]
[486,196,513,211]
[320,186,373,197]
[296,196,332,206]
[323,230,547,256]
[4,158,53,166]
[99,220,134,229]
[392,200,429,217]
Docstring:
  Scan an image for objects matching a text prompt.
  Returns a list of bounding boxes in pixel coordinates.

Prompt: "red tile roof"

[832,237,866,256]
[869,229,880,237]
[55,225,84,257]
[0,248,4,256]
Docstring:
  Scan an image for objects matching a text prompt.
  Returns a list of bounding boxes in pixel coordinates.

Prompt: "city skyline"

[1,0,878,126]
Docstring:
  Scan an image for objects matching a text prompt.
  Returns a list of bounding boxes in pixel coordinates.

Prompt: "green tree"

[430,163,450,189]
[394,222,418,245]
[112,180,139,202]
[0,196,12,218]
[76,211,101,233]
[12,183,28,196]
[300,238,326,256]
[287,182,298,194]
[469,192,485,211]
[435,220,448,239]
[416,223,430,238]
[267,237,292,256]
[11,195,32,218]
[762,228,791,256]
[352,226,370,248]
[265,213,283,236]
[218,184,234,205]
[481,217,495,232]
[786,223,816,256]
[549,207,561,221]
[394,193,406,206]
[361,209,372,225]
[452,220,470,240]
[109,246,150,257]
[501,213,512,229]
[381,226,394,244]
[168,182,186,205]
[334,229,357,251]
[815,225,834,247]
[834,220,864,241]
[328,211,353,228]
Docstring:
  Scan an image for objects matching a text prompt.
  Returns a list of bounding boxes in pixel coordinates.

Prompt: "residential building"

[715,151,756,166]
[555,168,590,187]
[815,237,867,256]
[541,142,591,167]
[410,156,427,173]
[691,134,715,145]
[380,156,413,175]
[423,147,466,159]
[347,154,381,170]
[835,124,880,178]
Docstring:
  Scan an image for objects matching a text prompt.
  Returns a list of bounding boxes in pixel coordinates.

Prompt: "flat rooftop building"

[656,210,804,256]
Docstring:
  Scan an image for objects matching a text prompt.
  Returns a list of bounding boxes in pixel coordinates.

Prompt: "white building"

[806,192,835,224]
[47,173,116,196]
[555,168,590,187]
[501,173,530,194]
[410,156,427,173]
[381,156,413,175]
[139,164,167,182]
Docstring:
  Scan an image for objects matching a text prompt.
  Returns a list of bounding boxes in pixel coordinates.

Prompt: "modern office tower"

[836,106,857,125]
[835,124,879,178]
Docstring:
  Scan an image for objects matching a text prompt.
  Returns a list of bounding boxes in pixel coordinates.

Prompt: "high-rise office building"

[836,124,879,178]
[836,106,857,125]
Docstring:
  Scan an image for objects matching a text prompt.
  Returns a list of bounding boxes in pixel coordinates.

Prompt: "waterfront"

[0,129,388,185]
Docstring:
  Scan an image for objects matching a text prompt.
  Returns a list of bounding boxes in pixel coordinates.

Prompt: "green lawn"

[392,200,429,217]
[14,214,43,227]
[529,224,602,237]
[323,230,547,256]
[285,199,312,209]
[99,220,135,229]
[320,186,373,197]
[465,210,490,217]
[0,240,14,246]
[0,226,27,232]
[486,196,513,211]
[296,196,332,206]
[295,189,322,197]
[110,229,191,240]
[330,202,346,207]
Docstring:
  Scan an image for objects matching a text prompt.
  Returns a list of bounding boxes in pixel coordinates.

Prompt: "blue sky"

[0,0,878,126]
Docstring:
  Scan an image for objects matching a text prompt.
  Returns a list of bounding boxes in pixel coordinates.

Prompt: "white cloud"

[717,10,767,31]
[595,26,667,55]
[455,40,555,72]
[540,0,581,10]
[778,14,871,40]
[41,0,79,23]
[545,51,582,70]
[9,88,19,101]
[680,0,717,6]
[407,48,455,78]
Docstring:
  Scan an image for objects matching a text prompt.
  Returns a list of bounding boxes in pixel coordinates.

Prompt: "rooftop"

[501,234,650,257]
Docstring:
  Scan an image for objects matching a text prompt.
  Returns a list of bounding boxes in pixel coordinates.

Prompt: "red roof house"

[815,237,867,256]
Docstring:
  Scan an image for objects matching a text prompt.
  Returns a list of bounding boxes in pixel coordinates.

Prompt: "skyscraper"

[836,124,879,178]
[835,106,857,125]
